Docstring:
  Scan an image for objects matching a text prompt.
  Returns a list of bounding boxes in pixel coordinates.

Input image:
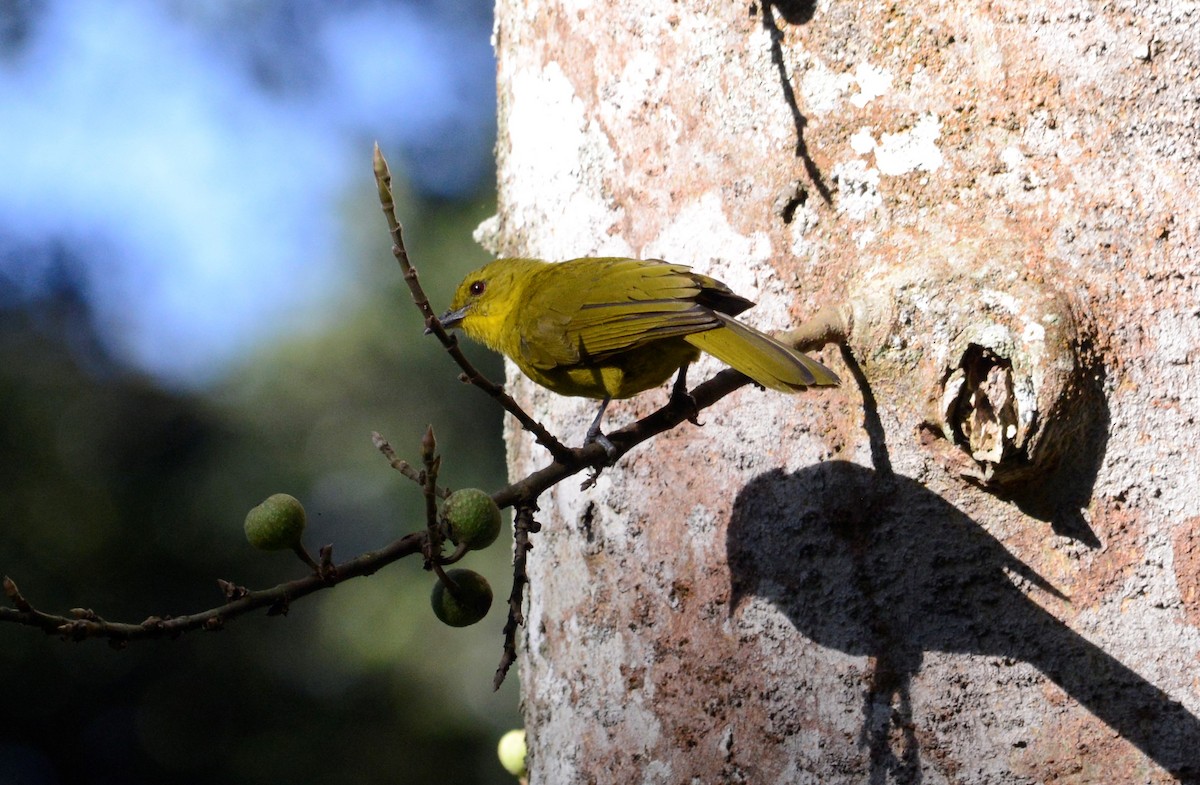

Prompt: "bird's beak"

[426,306,468,335]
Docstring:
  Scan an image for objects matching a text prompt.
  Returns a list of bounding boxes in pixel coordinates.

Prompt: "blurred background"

[0,1,519,783]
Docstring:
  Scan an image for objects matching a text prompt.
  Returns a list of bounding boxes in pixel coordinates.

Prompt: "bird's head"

[432,258,546,350]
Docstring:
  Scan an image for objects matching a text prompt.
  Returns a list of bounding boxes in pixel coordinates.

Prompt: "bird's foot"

[669,365,702,426]
[670,388,702,426]
[580,427,618,490]
[583,397,618,463]
[584,429,618,462]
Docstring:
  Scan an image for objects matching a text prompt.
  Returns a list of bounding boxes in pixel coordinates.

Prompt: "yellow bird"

[437,257,838,446]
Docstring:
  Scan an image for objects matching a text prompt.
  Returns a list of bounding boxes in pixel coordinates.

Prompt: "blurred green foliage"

[0,185,522,784]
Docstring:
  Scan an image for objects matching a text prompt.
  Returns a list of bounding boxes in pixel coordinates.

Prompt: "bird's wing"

[518,258,723,369]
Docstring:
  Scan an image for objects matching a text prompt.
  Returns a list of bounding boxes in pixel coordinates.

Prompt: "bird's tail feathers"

[684,314,839,390]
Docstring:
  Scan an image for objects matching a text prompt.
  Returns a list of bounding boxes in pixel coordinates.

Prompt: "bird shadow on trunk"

[726,352,1200,783]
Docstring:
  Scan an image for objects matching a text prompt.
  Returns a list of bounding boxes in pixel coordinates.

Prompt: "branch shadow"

[725,347,1199,782]
[727,468,1200,782]
[756,0,832,205]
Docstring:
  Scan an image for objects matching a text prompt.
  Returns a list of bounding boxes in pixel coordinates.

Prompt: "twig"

[776,302,853,354]
[494,502,540,690]
[3,576,33,613]
[373,430,451,500]
[1,534,425,644]
[421,424,442,542]
[292,543,323,576]
[372,145,574,464]
[419,426,456,591]
[372,144,439,329]
[375,438,420,482]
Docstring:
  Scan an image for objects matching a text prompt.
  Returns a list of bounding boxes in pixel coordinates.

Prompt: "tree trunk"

[481,0,1200,782]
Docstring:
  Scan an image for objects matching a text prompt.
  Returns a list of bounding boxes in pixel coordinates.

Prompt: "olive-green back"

[516,258,738,369]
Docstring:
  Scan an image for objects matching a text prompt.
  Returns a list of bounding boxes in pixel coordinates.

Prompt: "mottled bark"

[482,0,1200,782]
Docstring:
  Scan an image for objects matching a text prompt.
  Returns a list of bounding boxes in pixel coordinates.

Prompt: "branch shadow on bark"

[756,0,833,206]
[726,463,1200,782]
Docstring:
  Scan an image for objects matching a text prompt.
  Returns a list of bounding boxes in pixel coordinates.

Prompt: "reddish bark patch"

[1014,700,1177,784]
[1172,517,1200,628]
[1059,500,1145,611]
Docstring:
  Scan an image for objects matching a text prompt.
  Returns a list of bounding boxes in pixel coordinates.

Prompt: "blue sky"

[0,0,495,386]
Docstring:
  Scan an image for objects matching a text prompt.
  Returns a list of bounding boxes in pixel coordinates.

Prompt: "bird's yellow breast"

[513,339,701,400]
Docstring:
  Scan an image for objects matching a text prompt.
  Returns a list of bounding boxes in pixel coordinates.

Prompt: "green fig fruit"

[244,493,306,551]
[442,488,502,551]
[430,568,492,627]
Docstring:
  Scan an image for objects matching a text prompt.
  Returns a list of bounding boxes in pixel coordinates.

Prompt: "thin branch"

[494,502,540,690]
[421,424,443,546]
[419,426,456,591]
[776,302,853,355]
[372,430,448,496]
[1,533,425,644]
[372,145,437,327]
[372,145,573,464]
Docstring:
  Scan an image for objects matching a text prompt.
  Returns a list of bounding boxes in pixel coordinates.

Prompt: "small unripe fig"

[430,568,492,627]
[496,729,527,777]
[442,488,502,551]
[244,493,306,551]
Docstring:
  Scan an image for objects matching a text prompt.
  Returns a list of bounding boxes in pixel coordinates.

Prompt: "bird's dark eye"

[469,280,486,296]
